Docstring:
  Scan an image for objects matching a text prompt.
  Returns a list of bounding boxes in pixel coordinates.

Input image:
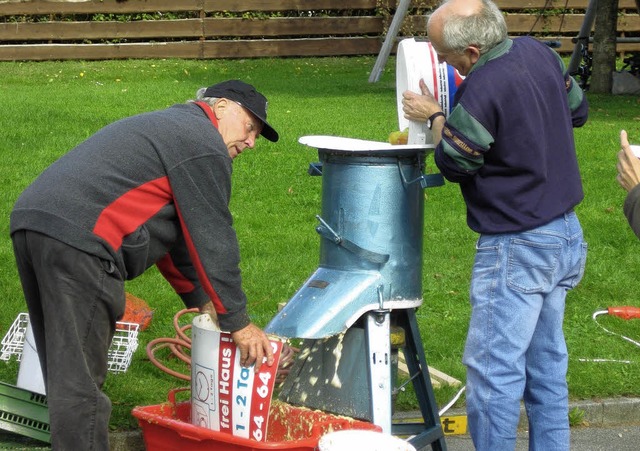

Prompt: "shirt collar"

[468,38,513,75]
[194,101,219,129]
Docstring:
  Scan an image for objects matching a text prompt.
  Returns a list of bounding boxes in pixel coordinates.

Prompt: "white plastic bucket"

[190,314,223,431]
[16,319,46,395]
[396,38,464,144]
[317,430,417,451]
[190,314,282,441]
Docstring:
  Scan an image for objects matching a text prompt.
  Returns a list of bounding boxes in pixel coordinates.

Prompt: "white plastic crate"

[0,313,29,362]
[109,321,140,373]
[1,313,139,373]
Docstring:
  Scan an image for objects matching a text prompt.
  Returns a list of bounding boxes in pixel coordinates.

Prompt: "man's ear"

[212,98,229,119]
[467,46,481,64]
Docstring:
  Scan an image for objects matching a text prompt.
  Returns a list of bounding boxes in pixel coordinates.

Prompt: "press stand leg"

[365,310,393,433]
[393,308,447,450]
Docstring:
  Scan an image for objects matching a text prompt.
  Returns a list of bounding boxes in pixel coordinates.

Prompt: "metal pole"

[568,0,598,75]
[368,0,412,83]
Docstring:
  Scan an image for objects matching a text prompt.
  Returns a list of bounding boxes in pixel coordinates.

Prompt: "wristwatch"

[427,111,445,130]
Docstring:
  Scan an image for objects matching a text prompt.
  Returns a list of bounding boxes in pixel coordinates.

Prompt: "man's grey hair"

[439,0,507,55]
[189,87,218,107]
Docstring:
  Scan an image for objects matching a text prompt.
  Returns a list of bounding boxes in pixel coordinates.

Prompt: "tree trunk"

[590,0,619,93]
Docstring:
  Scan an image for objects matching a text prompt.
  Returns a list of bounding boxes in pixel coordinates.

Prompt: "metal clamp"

[315,215,390,265]
[397,160,444,189]
[308,162,323,176]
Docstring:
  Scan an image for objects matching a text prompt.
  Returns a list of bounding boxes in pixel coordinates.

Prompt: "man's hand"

[231,323,275,371]
[616,130,640,192]
[198,301,219,326]
[402,78,441,122]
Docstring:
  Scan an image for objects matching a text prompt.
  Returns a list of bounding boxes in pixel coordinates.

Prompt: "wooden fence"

[0,0,638,61]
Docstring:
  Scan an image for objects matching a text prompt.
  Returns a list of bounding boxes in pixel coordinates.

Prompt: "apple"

[388,128,409,145]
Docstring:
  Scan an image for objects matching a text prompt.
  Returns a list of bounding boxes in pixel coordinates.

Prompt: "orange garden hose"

[145,308,197,381]
[146,308,297,383]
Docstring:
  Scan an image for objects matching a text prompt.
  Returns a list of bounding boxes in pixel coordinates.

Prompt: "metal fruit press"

[265,135,448,450]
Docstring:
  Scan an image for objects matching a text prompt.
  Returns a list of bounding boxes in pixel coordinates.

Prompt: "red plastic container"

[132,389,381,451]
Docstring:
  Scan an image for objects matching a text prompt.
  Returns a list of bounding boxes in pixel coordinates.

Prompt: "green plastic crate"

[0,381,50,444]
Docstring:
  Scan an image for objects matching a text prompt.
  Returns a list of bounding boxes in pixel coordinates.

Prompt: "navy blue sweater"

[435,37,588,234]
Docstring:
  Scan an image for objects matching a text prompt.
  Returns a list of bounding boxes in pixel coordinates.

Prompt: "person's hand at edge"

[617,130,640,192]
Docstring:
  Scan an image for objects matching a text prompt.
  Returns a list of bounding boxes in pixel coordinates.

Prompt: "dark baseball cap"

[203,80,279,142]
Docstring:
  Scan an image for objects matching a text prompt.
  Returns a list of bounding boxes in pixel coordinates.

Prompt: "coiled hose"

[145,308,297,383]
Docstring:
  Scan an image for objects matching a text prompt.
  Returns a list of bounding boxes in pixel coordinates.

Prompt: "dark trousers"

[11,230,126,451]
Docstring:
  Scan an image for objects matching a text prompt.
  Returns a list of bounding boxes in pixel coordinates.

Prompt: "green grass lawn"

[0,57,639,431]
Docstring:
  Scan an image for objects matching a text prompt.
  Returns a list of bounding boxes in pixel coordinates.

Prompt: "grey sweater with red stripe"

[10,102,251,332]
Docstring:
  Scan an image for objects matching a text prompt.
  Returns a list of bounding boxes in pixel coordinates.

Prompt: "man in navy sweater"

[11,80,278,450]
[402,1,588,450]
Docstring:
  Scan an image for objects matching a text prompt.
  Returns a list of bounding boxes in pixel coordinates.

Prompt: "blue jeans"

[463,212,587,451]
